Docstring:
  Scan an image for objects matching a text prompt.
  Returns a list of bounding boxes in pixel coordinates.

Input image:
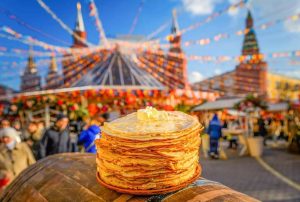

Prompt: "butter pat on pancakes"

[95,108,203,194]
[101,107,200,140]
[137,106,169,121]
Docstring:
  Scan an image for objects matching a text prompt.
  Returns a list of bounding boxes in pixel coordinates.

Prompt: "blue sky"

[0,0,300,90]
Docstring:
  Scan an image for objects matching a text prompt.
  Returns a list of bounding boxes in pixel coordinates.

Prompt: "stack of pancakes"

[95,108,202,194]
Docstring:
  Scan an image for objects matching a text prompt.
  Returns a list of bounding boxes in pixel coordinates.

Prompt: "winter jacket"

[78,125,100,153]
[28,128,44,160]
[0,142,35,186]
[38,126,75,158]
[207,114,222,139]
[258,118,267,136]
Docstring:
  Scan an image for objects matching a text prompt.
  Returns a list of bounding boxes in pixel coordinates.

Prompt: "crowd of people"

[205,110,300,159]
[0,113,106,192]
[0,108,299,192]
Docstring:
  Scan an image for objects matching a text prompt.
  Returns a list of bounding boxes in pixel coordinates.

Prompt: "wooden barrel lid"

[1,153,259,202]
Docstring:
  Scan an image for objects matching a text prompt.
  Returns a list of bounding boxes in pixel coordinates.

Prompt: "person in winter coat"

[0,127,35,191]
[78,125,100,154]
[26,121,44,160]
[258,116,267,145]
[0,119,21,143]
[207,114,222,159]
[38,114,77,159]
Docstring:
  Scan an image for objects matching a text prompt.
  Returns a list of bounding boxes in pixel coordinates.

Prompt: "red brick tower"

[63,2,88,85]
[167,9,189,90]
[235,10,267,96]
[72,2,87,48]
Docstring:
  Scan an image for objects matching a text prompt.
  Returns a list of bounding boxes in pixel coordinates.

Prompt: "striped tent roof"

[70,49,165,90]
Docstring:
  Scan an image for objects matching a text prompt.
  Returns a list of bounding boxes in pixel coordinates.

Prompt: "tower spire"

[235,9,268,97]
[20,46,41,92]
[246,9,253,29]
[49,54,57,73]
[45,53,62,89]
[75,2,85,32]
[26,46,37,74]
[72,2,87,48]
[168,9,182,53]
[171,9,179,35]
[241,9,259,56]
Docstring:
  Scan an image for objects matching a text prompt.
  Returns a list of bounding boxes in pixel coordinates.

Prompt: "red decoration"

[163,105,174,111]
[101,105,108,113]
[0,178,10,187]
[69,105,76,111]
[57,100,64,106]
[88,103,98,116]
[119,90,125,97]
[125,94,136,105]
[137,90,144,98]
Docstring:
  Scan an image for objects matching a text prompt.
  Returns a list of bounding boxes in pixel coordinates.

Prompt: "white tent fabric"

[192,98,243,111]
[267,102,289,112]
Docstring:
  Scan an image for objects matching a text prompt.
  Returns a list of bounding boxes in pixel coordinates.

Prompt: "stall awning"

[192,98,243,111]
[267,102,289,112]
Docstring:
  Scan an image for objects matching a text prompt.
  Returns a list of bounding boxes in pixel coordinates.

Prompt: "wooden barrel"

[1,153,259,202]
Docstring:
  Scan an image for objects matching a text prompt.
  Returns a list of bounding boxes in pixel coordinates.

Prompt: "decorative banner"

[1,88,217,106]
[129,0,145,34]
[188,50,300,63]
[36,0,95,47]
[87,0,109,47]
[289,59,300,66]
[146,20,170,40]
[1,26,69,53]
[0,46,103,59]
[0,7,70,46]
[140,47,300,63]
[0,26,109,55]
[184,12,300,47]
[0,48,55,57]
[163,0,247,41]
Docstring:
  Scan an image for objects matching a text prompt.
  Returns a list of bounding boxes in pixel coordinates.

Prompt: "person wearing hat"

[0,127,36,191]
[0,119,21,143]
[38,114,77,159]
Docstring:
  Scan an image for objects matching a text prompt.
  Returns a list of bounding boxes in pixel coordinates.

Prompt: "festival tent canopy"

[193,98,290,112]
[71,49,165,90]
[192,98,243,111]
[227,109,246,116]
[267,102,289,112]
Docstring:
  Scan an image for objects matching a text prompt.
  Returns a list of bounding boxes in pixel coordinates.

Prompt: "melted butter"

[137,107,169,121]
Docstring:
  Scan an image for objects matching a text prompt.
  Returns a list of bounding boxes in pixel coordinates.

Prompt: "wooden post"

[80,92,88,108]
[45,104,50,128]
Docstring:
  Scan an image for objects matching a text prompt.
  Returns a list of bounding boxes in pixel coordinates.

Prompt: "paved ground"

[200,147,300,202]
